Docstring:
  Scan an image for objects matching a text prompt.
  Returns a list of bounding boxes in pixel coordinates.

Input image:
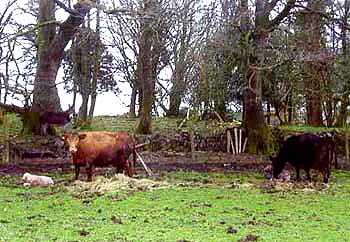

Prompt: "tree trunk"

[128,84,137,117]
[78,26,91,125]
[79,91,89,124]
[88,1,101,121]
[305,65,323,126]
[243,88,271,154]
[136,0,159,134]
[32,0,61,112]
[287,94,293,124]
[71,82,78,126]
[299,0,325,126]
[135,59,143,116]
[168,62,185,117]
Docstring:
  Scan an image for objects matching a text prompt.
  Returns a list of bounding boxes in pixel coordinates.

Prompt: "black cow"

[270,133,334,183]
[40,105,74,135]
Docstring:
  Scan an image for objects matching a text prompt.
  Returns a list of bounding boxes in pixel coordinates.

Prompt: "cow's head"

[65,105,75,122]
[270,156,284,179]
[61,133,87,153]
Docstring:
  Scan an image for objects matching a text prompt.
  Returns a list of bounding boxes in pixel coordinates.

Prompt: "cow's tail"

[333,147,338,169]
[132,142,137,173]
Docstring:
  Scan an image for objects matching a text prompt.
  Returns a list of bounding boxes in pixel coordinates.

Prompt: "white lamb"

[22,172,54,187]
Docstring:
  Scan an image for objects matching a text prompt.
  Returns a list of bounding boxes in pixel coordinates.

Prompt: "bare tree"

[105,0,140,117]
[167,0,199,117]
[63,25,116,126]
[0,0,35,107]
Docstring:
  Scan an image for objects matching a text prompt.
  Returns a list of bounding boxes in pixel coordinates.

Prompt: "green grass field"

[0,170,350,242]
[0,116,349,241]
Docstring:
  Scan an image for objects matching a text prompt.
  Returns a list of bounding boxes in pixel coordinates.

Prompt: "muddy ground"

[0,150,346,181]
[0,151,269,177]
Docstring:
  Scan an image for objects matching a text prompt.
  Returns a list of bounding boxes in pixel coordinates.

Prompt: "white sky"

[58,82,131,116]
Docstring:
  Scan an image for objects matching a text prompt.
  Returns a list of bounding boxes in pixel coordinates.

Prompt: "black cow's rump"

[270,133,335,183]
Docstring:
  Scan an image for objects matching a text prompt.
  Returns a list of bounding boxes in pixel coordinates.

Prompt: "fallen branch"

[242,137,248,153]
[135,142,148,149]
[214,111,224,123]
[178,108,190,129]
[135,151,153,176]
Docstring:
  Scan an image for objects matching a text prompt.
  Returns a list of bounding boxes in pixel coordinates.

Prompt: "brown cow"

[62,131,136,182]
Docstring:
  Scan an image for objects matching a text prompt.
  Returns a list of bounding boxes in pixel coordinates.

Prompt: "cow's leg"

[322,173,329,183]
[115,164,123,174]
[295,166,301,181]
[86,164,93,182]
[40,123,48,136]
[333,150,338,169]
[322,167,330,183]
[305,168,311,182]
[74,165,80,180]
[327,167,331,181]
[132,145,137,175]
[124,159,133,177]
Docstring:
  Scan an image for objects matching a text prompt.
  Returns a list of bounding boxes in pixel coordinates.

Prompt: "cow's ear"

[78,134,87,140]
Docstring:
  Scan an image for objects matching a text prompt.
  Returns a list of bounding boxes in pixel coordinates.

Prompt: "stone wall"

[138,127,246,153]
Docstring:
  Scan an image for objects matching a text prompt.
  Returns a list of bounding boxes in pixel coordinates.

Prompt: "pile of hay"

[66,174,170,194]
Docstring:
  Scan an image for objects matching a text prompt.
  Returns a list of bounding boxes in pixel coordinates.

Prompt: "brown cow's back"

[76,132,133,161]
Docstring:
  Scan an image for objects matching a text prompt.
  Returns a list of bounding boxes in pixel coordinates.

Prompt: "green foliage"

[0,171,350,241]
[278,125,338,134]
[0,113,22,138]
[80,117,182,135]
[80,116,238,137]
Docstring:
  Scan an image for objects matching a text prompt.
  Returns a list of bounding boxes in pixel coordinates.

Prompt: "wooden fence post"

[226,130,231,153]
